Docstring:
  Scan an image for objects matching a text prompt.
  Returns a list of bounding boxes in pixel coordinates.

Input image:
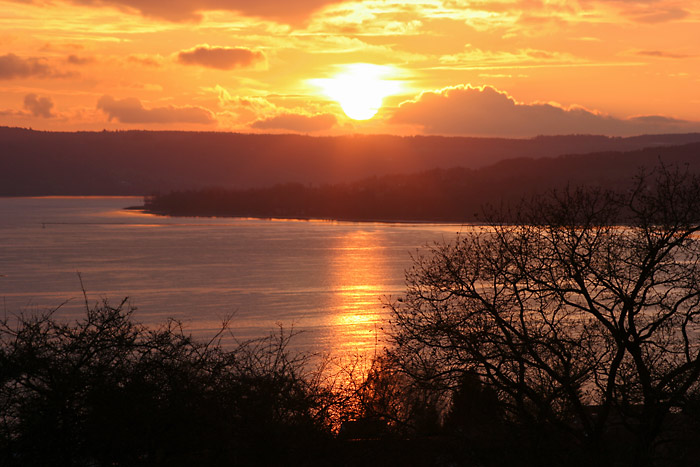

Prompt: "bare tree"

[390,165,700,466]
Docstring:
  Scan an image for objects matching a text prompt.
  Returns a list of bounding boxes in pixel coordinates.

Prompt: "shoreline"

[127,206,479,226]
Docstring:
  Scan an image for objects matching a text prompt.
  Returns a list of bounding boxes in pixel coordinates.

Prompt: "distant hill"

[2,126,700,196]
[141,142,700,223]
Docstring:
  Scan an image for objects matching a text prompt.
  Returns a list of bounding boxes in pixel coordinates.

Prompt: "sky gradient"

[1,0,699,136]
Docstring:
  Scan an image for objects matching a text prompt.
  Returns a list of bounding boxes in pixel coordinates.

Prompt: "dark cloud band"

[24,0,342,22]
[177,46,264,70]
[251,113,337,132]
[97,95,215,124]
[0,54,52,80]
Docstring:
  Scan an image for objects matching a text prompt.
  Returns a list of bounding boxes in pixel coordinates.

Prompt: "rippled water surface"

[0,197,465,354]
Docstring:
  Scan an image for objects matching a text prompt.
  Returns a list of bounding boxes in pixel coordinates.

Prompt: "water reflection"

[328,230,389,355]
[1,197,463,357]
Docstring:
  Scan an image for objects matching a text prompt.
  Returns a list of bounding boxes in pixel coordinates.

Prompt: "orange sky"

[1,0,699,136]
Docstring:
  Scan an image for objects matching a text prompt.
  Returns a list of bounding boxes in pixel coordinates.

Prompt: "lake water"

[0,197,465,356]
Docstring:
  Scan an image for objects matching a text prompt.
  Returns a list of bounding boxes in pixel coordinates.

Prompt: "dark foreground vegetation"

[5,165,700,466]
[140,143,700,222]
[0,296,469,467]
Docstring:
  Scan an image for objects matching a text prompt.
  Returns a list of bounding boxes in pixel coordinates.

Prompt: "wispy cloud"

[127,55,164,67]
[634,49,692,59]
[66,54,96,65]
[625,6,690,23]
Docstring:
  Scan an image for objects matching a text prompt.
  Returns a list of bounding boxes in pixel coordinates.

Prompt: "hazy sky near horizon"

[1,0,699,136]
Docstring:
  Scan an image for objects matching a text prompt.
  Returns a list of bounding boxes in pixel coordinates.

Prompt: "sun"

[312,64,401,120]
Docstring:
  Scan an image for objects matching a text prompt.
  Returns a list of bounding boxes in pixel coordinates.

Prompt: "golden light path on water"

[326,230,388,356]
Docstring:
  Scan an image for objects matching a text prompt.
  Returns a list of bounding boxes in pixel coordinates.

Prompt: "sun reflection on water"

[327,230,390,356]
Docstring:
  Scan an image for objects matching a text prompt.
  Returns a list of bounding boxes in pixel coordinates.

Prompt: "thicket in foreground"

[390,165,700,466]
[0,299,459,467]
[0,299,335,467]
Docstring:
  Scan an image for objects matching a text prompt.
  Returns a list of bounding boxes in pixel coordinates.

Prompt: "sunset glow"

[0,0,699,135]
[312,64,402,120]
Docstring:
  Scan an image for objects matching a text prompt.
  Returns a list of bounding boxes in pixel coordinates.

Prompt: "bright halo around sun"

[312,64,402,120]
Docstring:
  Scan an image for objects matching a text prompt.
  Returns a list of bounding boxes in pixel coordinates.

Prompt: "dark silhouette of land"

[141,142,700,222]
[2,126,700,196]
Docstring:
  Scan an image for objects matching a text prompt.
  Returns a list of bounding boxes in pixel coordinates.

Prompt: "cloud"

[391,85,700,137]
[177,45,264,70]
[626,6,690,23]
[634,49,691,59]
[212,84,278,115]
[0,109,23,117]
[216,87,277,113]
[66,54,95,65]
[439,46,582,68]
[24,94,55,118]
[215,87,279,122]
[0,53,52,79]
[585,1,692,23]
[127,55,163,67]
[97,95,215,124]
[251,112,337,132]
[34,0,342,23]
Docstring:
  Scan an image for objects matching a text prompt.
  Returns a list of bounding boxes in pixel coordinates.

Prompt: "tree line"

[3,125,700,196]
[141,143,700,223]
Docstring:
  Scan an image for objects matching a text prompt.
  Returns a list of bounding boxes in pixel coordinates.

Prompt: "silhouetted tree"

[390,165,700,466]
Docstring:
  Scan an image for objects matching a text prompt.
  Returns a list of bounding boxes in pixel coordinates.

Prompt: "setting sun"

[312,64,402,120]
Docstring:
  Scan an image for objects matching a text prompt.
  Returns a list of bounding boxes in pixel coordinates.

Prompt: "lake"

[0,197,465,356]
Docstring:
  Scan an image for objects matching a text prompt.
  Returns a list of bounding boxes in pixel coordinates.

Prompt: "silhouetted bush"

[0,299,485,467]
[0,297,334,467]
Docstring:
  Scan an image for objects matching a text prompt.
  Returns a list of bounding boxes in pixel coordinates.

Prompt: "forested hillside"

[2,126,700,195]
[141,142,700,222]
